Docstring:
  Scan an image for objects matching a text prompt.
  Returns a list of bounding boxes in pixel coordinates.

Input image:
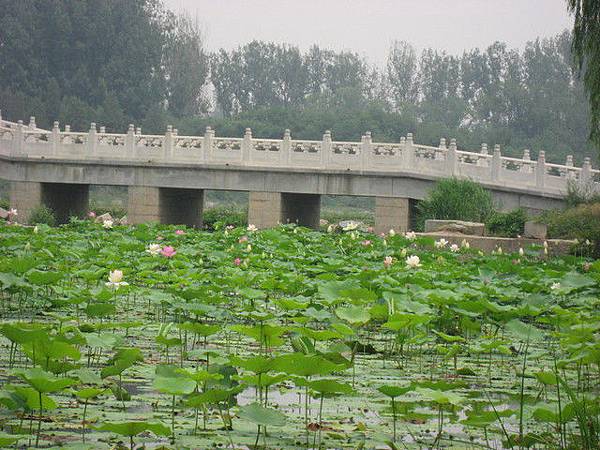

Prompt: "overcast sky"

[164,0,573,65]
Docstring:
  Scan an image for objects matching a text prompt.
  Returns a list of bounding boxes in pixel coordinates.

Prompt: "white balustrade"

[0,112,598,197]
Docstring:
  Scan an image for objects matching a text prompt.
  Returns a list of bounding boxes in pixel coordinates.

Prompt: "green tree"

[567,0,600,149]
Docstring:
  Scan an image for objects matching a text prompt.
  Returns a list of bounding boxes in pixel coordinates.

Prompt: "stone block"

[424,219,485,236]
[524,221,547,239]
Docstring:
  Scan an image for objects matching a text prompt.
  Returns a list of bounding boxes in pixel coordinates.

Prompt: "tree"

[567,0,600,149]
[164,13,210,117]
[386,41,418,109]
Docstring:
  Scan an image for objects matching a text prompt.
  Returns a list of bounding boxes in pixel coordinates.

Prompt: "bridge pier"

[248,191,321,229]
[127,186,203,227]
[374,197,412,234]
[10,181,89,224]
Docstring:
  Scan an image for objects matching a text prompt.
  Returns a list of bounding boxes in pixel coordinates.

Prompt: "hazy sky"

[164,0,573,65]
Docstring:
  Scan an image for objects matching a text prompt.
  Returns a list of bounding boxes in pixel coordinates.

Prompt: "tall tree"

[567,0,600,149]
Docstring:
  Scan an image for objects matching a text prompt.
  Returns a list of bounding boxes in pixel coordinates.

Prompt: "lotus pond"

[0,220,598,449]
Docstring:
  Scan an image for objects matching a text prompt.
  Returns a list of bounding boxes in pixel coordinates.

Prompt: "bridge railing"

[0,114,598,196]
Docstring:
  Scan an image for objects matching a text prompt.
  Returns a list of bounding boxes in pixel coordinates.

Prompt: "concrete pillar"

[248,192,321,229]
[281,193,321,229]
[9,181,43,223]
[248,191,282,229]
[375,197,411,234]
[9,181,89,224]
[128,186,203,227]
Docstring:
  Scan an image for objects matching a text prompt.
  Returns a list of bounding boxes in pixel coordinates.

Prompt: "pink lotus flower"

[379,232,386,238]
[88,211,96,218]
[384,256,393,268]
[175,229,185,235]
[367,226,374,233]
[361,240,372,247]
[239,236,248,243]
[234,257,242,266]
[160,246,177,258]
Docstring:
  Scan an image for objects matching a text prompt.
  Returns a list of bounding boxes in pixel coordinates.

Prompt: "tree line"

[0,0,594,164]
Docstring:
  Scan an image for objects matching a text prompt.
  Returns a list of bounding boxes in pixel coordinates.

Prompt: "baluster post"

[491,144,501,181]
[536,150,546,189]
[14,120,24,156]
[361,131,372,171]
[281,129,291,166]
[403,133,415,168]
[521,149,531,173]
[446,138,457,175]
[436,138,446,161]
[565,154,574,180]
[202,126,213,163]
[580,157,592,185]
[242,127,252,164]
[28,116,36,130]
[126,124,135,158]
[164,125,174,160]
[478,143,488,167]
[87,122,97,156]
[50,121,60,156]
[321,130,332,167]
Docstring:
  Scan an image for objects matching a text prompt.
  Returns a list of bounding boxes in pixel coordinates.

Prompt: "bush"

[203,205,247,230]
[486,208,527,237]
[89,202,127,220]
[416,178,494,230]
[29,205,56,226]
[565,181,600,207]
[541,202,600,257]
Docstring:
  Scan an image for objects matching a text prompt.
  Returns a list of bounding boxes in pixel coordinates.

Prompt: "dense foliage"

[0,0,594,163]
[568,0,600,147]
[415,178,494,229]
[543,201,600,257]
[0,220,598,448]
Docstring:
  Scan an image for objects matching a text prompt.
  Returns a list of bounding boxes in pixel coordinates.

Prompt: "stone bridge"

[1,112,598,232]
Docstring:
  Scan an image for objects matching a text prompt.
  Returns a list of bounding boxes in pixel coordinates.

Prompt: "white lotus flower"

[8,208,18,217]
[146,243,162,256]
[327,224,334,233]
[496,246,503,255]
[247,224,258,232]
[434,238,448,248]
[388,229,396,236]
[543,240,548,249]
[461,239,470,249]
[384,256,393,268]
[519,247,524,256]
[450,244,459,252]
[550,282,561,291]
[106,270,128,290]
[405,255,421,269]
[103,219,113,229]
[404,231,416,240]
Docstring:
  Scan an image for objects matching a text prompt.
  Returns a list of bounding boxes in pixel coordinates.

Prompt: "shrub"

[203,205,247,230]
[0,198,9,210]
[28,205,56,226]
[89,202,127,219]
[540,202,600,257]
[415,178,494,230]
[565,181,600,207]
[486,208,527,237]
